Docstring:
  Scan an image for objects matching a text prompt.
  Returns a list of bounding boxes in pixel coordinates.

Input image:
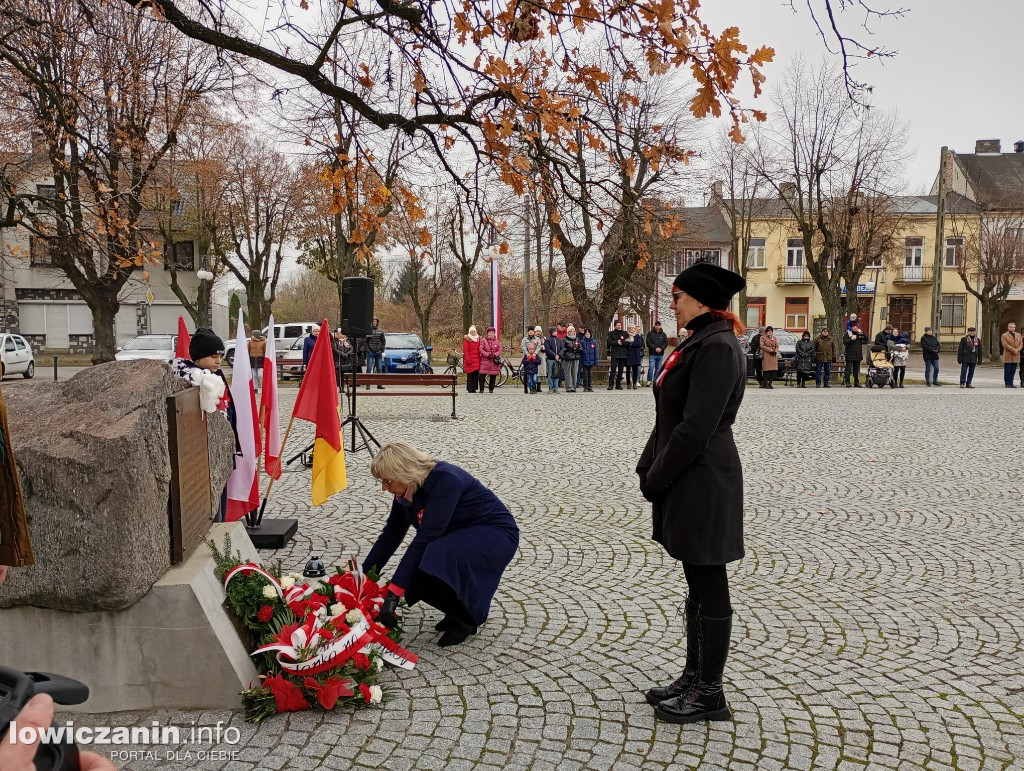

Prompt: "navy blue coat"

[302,334,316,365]
[581,337,600,365]
[627,333,644,366]
[363,462,519,624]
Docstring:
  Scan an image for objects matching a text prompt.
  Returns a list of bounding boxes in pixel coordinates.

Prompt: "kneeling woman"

[363,442,519,647]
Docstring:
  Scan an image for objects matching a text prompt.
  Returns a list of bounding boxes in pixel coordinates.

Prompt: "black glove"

[375,591,400,629]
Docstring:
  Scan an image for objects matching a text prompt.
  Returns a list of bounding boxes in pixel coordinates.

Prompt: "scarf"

[467,326,480,342]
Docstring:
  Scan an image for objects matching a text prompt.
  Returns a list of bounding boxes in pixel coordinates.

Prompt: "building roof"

[673,206,732,244]
[721,192,978,218]
[951,152,1024,209]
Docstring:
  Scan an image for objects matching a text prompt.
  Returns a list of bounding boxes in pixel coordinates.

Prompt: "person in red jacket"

[462,325,482,393]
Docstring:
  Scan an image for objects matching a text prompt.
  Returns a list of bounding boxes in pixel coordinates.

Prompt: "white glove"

[197,371,226,413]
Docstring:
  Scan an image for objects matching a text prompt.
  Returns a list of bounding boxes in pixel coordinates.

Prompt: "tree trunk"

[89,296,120,365]
[459,265,474,332]
[982,297,1007,362]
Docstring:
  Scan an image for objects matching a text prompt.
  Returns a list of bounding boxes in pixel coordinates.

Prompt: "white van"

[224,321,319,365]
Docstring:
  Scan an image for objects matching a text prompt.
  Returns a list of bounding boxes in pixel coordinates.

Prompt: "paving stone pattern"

[80,386,1024,770]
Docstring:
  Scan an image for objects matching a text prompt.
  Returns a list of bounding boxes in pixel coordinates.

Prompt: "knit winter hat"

[672,263,746,311]
[189,327,224,361]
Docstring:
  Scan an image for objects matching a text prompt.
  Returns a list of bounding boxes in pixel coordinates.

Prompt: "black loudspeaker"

[341,276,374,338]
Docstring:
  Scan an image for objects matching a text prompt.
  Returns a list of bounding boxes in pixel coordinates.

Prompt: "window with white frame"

[944,237,963,268]
[784,297,809,331]
[904,237,924,267]
[746,238,766,269]
[786,238,804,267]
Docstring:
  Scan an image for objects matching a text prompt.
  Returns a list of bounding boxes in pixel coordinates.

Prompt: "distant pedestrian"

[749,326,765,385]
[478,327,502,393]
[302,325,319,372]
[794,332,815,388]
[331,328,355,388]
[874,323,894,356]
[814,328,836,388]
[844,325,867,387]
[544,326,565,393]
[365,317,387,384]
[562,325,582,393]
[626,325,644,389]
[891,342,909,388]
[580,328,599,392]
[248,331,266,387]
[1001,322,1022,388]
[521,343,541,394]
[920,326,941,386]
[759,326,779,389]
[958,327,982,388]
[646,320,668,386]
[463,325,482,394]
[607,321,630,390]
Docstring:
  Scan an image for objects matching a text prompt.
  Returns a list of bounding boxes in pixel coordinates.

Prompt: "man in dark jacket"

[843,324,868,387]
[957,327,982,388]
[920,326,941,386]
[749,327,764,385]
[813,328,836,387]
[646,320,669,386]
[873,324,894,358]
[364,318,387,384]
[302,325,319,369]
[543,326,565,393]
[607,321,630,390]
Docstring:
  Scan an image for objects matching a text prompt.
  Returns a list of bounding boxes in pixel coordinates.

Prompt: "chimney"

[711,180,724,200]
[1015,140,1024,154]
[975,139,1001,154]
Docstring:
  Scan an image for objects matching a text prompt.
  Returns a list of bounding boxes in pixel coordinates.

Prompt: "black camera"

[0,667,90,771]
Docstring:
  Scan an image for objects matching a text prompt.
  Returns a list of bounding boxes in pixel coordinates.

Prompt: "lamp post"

[482,242,502,339]
[196,256,214,327]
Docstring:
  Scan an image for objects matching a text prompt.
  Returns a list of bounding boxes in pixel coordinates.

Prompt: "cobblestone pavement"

[80,386,1024,770]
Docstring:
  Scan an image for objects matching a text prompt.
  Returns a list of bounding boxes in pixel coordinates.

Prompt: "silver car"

[115,334,178,363]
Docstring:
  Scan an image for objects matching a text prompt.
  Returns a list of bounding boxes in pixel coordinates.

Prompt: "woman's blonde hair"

[369,442,437,492]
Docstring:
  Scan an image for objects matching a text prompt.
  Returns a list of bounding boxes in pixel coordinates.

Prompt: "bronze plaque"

[166,389,213,564]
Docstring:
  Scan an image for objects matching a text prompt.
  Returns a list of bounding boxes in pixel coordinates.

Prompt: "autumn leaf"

[413,70,427,93]
[728,123,746,144]
[750,45,775,66]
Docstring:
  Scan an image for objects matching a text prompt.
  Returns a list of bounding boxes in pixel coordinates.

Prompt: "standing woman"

[759,326,779,389]
[463,325,482,394]
[794,331,815,388]
[580,329,599,392]
[561,325,583,393]
[626,325,645,389]
[636,262,747,724]
[478,327,503,393]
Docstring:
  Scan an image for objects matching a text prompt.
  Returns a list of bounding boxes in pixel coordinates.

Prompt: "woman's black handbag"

[549,361,563,379]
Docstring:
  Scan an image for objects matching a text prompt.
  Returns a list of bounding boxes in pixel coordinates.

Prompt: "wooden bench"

[341,373,458,419]
[779,360,847,386]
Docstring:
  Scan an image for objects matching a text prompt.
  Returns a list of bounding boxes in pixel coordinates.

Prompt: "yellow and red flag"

[291,320,346,505]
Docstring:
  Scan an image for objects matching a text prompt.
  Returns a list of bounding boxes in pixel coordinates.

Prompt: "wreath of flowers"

[207,535,418,723]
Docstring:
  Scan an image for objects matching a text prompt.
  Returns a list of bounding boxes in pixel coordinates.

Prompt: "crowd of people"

[748,313,1023,389]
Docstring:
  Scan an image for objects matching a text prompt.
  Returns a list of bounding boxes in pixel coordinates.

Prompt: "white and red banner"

[226,309,261,521]
[261,314,281,479]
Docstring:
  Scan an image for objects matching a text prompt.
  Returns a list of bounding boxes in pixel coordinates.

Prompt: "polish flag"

[225,309,261,521]
[261,314,281,480]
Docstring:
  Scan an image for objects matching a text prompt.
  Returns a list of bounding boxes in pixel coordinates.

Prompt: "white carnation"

[330,603,344,617]
[368,685,382,704]
[280,576,296,590]
[262,585,278,599]
[345,608,362,624]
[291,573,304,583]
[374,658,384,672]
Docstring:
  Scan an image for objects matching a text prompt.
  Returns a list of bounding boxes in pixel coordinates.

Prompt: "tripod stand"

[341,337,381,455]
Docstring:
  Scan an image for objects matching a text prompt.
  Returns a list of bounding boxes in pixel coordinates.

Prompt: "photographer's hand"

[0,693,53,771]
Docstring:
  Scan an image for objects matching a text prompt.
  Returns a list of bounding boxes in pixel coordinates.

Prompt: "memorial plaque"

[167,389,213,564]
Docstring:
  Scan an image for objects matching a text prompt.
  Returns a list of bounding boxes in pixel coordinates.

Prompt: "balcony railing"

[892,265,934,284]
[776,266,813,285]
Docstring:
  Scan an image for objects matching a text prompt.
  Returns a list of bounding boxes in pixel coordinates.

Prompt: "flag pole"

[253,413,297,526]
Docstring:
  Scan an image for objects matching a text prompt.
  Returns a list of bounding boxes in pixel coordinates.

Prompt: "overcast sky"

[700,0,1024,191]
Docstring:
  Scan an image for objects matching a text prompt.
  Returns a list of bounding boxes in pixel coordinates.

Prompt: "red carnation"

[359,683,372,704]
[257,605,274,623]
[352,653,372,671]
[264,675,310,713]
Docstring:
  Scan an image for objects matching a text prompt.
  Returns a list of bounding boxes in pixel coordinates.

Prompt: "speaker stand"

[343,349,381,456]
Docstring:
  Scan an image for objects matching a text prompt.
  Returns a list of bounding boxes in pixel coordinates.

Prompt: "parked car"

[277,336,308,381]
[1,333,35,379]
[383,333,432,373]
[739,328,798,378]
[225,321,319,365]
[114,334,178,363]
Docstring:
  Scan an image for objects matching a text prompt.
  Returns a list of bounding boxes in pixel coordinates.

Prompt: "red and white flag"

[226,309,261,521]
[261,314,282,480]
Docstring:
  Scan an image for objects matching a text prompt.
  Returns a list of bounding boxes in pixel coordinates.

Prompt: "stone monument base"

[0,522,260,713]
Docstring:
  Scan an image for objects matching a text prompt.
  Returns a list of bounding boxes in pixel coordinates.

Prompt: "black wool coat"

[636,318,746,565]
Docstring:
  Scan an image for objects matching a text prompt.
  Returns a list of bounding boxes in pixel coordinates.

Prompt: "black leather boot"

[645,598,699,706]
[655,614,733,724]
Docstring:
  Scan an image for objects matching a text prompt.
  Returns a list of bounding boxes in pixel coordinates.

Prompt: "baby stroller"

[865,345,896,388]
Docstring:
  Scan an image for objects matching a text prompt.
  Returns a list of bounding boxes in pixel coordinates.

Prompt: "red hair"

[708,309,745,336]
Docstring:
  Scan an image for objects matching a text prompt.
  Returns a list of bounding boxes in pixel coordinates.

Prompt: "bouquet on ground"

[207,535,418,723]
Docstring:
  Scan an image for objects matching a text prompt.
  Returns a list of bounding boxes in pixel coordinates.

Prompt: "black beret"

[672,263,746,311]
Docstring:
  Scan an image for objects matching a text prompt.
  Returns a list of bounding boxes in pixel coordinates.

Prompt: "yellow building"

[737,195,982,344]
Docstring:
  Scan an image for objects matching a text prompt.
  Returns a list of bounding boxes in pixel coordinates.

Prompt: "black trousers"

[466,370,479,393]
[483,373,496,392]
[627,364,640,385]
[844,360,861,385]
[752,359,763,384]
[682,563,731,617]
[610,359,627,385]
[582,364,593,390]
[894,365,906,386]
[405,570,476,630]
